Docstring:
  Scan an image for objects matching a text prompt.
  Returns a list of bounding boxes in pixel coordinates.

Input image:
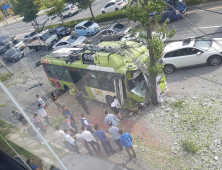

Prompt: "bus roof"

[41,41,149,71]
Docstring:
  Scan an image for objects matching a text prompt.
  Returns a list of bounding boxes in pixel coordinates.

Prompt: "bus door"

[114,79,124,107]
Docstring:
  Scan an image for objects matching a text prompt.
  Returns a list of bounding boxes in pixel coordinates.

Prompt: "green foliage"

[0,104,7,107]
[12,0,41,23]
[94,10,126,23]
[0,72,12,82]
[182,139,199,153]
[173,100,183,108]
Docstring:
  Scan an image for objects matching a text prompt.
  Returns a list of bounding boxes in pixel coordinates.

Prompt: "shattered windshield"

[127,70,147,97]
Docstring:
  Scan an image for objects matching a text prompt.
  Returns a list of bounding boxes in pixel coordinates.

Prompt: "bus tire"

[106,95,113,108]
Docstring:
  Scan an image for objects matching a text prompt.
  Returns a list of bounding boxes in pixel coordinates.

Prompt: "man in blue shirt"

[26,159,41,170]
[104,110,119,127]
[94,124,115,155]
[119,129,136,159]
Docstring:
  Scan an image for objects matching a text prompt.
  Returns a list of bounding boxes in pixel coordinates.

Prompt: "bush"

[173,100,183,108]
[94,10,127,23]
[182,139,199,153]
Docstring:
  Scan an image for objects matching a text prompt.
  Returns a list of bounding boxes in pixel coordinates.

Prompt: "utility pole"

[0,60,14,75]
[0,11,8,25]
[6,0,12,7]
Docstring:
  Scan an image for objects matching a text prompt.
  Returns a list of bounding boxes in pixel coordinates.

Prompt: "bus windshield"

[127,70,146,97]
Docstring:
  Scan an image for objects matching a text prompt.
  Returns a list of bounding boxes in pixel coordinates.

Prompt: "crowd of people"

[12,92,137,170]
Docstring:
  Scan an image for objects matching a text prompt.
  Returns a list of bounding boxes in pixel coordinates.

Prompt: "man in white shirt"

[64,129,80,154]
[37,104,51,126]
[81,125,102,156]
[36,95,47,108]
[55,125,72,152]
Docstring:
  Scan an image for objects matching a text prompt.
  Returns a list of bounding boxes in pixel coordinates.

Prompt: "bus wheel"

[64,85,69,92]
[106,95,113,108]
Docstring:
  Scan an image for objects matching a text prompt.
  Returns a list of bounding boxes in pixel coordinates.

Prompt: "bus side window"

[97,72,115,92]
[85,72,100,89]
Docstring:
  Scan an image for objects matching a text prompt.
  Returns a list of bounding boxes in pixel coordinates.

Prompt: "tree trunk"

[145,0,158,106]
[60,15,64,26]
[89,5,94,20]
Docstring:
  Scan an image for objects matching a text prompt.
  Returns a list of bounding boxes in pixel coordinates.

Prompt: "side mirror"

[83,28,86,30]
[197,52,202,55]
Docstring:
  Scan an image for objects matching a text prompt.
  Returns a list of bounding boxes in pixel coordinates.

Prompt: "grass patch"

[0,118,42,168]
[0,104,7,107]
[182,139,199,153]
[0,72,12,82]
[53,115,65,126]
[173,100,183,108]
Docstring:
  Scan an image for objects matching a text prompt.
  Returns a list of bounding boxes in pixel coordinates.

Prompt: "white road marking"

[194,25,222,29]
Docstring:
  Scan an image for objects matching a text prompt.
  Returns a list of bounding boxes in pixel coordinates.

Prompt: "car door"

[100,30,109,41]
[180,48,206,67]
[105,2,116,13]
[75,26,83,35]
[163,49,183,68]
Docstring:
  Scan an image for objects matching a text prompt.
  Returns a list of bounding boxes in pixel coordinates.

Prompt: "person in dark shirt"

[75,90,89,115]
[51,93,63,110]
[62,107,75,123]
[26,159,41,170]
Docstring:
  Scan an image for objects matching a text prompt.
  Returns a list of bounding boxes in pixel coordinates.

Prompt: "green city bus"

[41,41,167,110]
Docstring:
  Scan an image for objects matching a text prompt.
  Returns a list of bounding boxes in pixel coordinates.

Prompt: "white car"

[9,38,25,51]
[162,37,222,73]
[52,35,88,50]
[101,0,128,14]
[61,5,79,17]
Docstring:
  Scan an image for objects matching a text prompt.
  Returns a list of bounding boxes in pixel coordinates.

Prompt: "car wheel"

[164,64,175,74]
[87,32,92,37]
[102,11,105,14]
[115,8,119,11]
[69,13,72,17]
[208,55,221,66]
[165,17,171,24]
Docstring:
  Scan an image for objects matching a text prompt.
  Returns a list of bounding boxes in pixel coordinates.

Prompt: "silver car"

[99,23,131,41]
[52,35,88,50]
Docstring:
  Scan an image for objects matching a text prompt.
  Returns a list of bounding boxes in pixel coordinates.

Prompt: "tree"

[66,0,95,20]
[44,0,65,25]
[123,0,176,105]
[12,0,41,24]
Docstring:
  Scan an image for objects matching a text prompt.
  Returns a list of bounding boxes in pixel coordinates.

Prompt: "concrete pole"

[0,60,14,75]
[0,11,8,25]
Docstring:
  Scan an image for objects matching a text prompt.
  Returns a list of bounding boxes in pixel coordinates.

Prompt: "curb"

[187,0,222,9]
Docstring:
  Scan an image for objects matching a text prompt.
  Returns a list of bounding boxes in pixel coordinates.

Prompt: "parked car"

[121,30,166,44]
[150,0,187,24]
[9,38,25,51]
[2,49,24,62]
[52,35,87,50]
[162,37,222,73]
[99,23,131,41]
[23,32,38,43]
[75,21,100,36]
[101,0,128,14]
[52,26,71,39]
[0,43,10,55]
[0,35,15,46]
[61,5,79,17]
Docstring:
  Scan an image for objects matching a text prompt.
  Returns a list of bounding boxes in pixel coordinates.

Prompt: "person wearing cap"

[26,159,41,170]
[36,94,47,108]
[69,84,75,95]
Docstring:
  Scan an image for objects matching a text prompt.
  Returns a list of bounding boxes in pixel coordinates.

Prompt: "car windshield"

[12,39,21,45]
[42,32,54,41]
[83,21,93,28]
[67,35,79,43]
[168,0,183,6]
[55,27,65,32]
[193,38,212,50]
[5,49,17,56]
[113,24,125,32]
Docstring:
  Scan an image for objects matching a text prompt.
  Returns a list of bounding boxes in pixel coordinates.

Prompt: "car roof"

[164,40,195,53]
[76,21,88,27]
[108,0,116,3]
